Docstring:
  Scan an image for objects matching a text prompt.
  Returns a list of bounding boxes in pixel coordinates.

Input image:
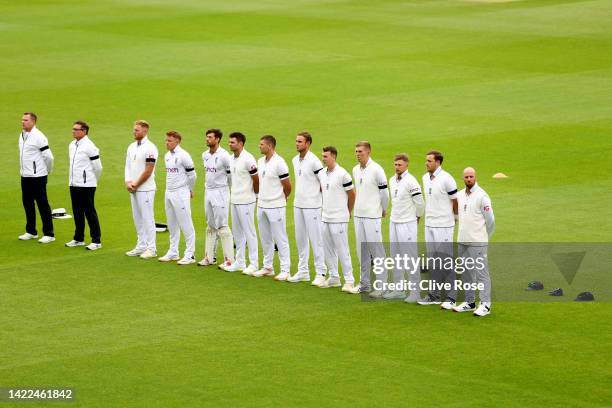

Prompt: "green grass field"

[1,0,611,406]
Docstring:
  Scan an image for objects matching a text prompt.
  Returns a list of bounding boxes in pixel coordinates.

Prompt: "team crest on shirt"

[483,205,491,212]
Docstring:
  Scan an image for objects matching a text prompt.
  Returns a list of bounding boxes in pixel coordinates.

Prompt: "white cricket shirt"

[125,136,158,192]
[352,158,388,218]
[320,164,353,223]
[423,167,457,228]
[230,149,258,205]
[458,183,494,245]
[292,151,324,209]
[390,170,424,223]
[165,145,196,191]
[257,153,289,209]
[202,147,231,189]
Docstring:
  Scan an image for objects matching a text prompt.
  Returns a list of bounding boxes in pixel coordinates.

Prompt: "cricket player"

[386,153,424,302]
[65,121,103,251]
[418,150,459,309]
[198,129,234,268]
[289,131,326,283]
[125,120,158,259]
[253,135,292,280]
[224,132,259,275]
[318,146,357,292]
[350,141,389,296]
[18,112,55,243]
[453,167,495,317]
[159,131,197,265]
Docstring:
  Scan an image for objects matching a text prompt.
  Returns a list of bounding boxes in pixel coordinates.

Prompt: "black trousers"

[21,176,54,237]
[70,186,101,243]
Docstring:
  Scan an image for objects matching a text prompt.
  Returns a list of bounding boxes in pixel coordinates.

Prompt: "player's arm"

[446,175,459,220]
[38,135,54,173]
[482,195,495,238]
[132,147,157,190]
[247,161,259,194]
[278,161,291,199]
[89,146,102,180]
[224,155,231,187]
[343,173,355,216]
[377,167,389,217]
[184,153,197,193]
[125,148,132,191]
[409,181,424,221]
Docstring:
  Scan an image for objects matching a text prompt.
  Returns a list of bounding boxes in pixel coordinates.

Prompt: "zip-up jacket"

[68,135,102,187]
[19,126,54,177]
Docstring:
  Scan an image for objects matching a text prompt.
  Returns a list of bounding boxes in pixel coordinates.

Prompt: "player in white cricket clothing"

[317,146,357,292]
[125,120,158,259]
[198,129,234,268]
[289,131,326,283]
[350,141,389,296]
[158,131,197,265]
[224,132,260,275]
[418,150,459,309]
[453,167,495,317]
[253,135,292,280]
[386,153,425,302]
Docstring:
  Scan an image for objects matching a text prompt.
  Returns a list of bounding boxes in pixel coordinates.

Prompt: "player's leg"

[83,187,101,245]
[317,221,338,288]
[474,245,492,316]
[332,223,355,292]
[304,208,326,278]
[255,207,274,276]
[70,187,86,243]
[215,189,234,267]
[203,192,217,263]
[365,217,386,298]
[175,188,196,264]
[161,191,180,261]
[139,190,157,257]
[293,207,310,275]
[270,207,290,281]
[384,222,405,299]
[452,243,476,312]
[352,217,370,292]
[419,226,441,304]
[438,227,457,308]
[128,192,146,254]
[20,177,38,236]
[402,221,420,303]
[34,175,54,238]
[231,204,247,269]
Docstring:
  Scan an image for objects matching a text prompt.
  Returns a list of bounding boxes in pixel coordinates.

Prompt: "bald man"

[453,167,495,317]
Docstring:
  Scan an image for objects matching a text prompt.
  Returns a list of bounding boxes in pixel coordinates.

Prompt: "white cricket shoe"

[177,256,196,265]
[287,272,310,283]
[453,302,476,313]
[139,249,157,259]
[86,243,102,251]
[242,265,257,276]
[404,292,421,304]
[417,294,441,305]
[311,275,326,286]
[38,236,55,244]
[473,302,491,317]
[158,253,180,262]
[197,257,215,266]
[274,272,290,281]
[218,260,232,270]
[18,232,38,240]
[65,240,85,247]
[368,289,384,299]
[440,299,457,310]
[252,268,275,278]
[224,263,245,272]
[319,277,341,288]
[126,248,145,257]
[341,282,356,293]
[382,290,405,300]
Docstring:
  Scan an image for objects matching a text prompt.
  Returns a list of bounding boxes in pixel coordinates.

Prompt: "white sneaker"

[453,302,476,313]
[65,240,85,247]
[197,257,215,266]
[218,260,232,270]
[85,243,102,251]
[382,290,406,300]
[177,256,196,265]
[473,302,491,317]
[242,265,257,276]
[223,263,245,272]
[404,292,420,304]
[440,299,457,310]
[38,236,55,244]
[274,272,290,281]
[341,282,356,292]
[319,277,341,288]
[126,248,145,257]
[253,268,275,278]
[18,232,39,240]
[287,272,310,283]
[158,253,180,262]
[139,249,157,259]
[368,289,384,299]
[311,275,326,286]
[417,294,441,305]
[349,284,366,294]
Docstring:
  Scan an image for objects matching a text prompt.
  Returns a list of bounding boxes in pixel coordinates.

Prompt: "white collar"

[467,182,479,193]
[137,136,149,146]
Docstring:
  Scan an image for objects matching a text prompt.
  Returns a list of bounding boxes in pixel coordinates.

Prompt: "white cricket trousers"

[130,190,156,252]
[322,222,354,283]
[294,207,326,276]
[257,206,290,273]
[425,226,456,301]
[389,221,419,293]
[458,244,491,304]
[165,187,195,258]
[205,187,229,229]
[231,203,258,268]
[354,217,386,289]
